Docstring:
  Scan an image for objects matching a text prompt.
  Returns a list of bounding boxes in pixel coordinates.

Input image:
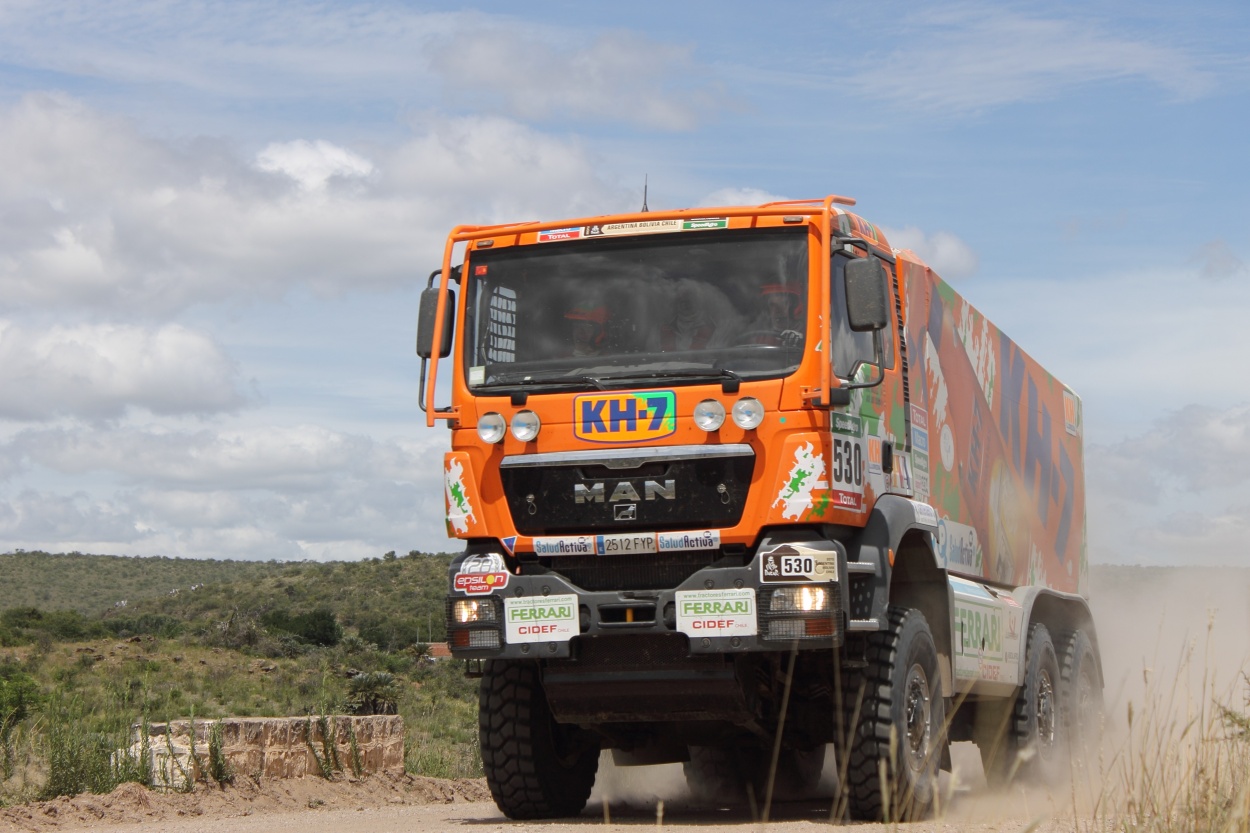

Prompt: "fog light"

[732,397,765,430]
[452,629,501,649]
[477,413,506,444]
[767,620,805,641]
[511,410,541,442]
[769,585,829,613]
[693,399,725,432]
[453,599,498,623]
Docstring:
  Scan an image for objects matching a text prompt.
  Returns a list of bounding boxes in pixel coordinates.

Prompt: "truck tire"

[981,622,1062,786]
[479,660,600,819]
[846,607,946,821]
[1059,629,1102,768]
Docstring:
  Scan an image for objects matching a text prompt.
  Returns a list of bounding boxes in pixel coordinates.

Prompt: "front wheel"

[845,607,947,821]
[479,660,600,819]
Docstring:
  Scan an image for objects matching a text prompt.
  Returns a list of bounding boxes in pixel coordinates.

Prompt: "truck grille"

[500,448,754,535]
[530,550,719,592]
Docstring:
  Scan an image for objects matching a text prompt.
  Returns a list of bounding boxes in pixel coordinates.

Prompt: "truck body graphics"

[420,196,1100,820]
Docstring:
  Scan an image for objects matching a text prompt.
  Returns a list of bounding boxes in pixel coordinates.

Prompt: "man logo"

[574,480,676,504]
[614,504,637,521]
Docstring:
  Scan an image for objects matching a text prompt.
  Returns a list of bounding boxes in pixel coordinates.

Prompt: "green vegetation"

[0,549,477,806]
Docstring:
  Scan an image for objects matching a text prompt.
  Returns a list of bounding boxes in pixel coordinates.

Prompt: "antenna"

[641,175,649,213]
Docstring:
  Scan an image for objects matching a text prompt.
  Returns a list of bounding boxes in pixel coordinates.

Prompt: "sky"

[0,0,1247,565]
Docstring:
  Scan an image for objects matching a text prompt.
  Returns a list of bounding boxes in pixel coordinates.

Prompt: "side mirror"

[844,257,890,332]
[417,286,455,359]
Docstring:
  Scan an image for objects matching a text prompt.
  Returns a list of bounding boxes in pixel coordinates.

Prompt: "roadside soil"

[0,772,489,832]
[0,771,1071,833]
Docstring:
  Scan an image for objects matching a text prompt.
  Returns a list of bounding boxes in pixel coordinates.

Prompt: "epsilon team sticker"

[675,588,756,637]
[453,553,510,595]
[504,594,579,644]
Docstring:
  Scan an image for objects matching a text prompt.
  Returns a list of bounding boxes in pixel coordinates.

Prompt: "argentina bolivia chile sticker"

[504,594,579,644]
[675,588,756,637]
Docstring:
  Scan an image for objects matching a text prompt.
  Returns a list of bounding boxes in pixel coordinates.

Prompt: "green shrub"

[262,608,341,647]
[346,672,400,716]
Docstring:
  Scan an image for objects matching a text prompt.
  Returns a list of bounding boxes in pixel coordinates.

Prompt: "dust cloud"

[588,565,1250,823]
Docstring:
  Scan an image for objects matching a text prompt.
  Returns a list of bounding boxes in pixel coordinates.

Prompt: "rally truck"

[417,195,1102,820]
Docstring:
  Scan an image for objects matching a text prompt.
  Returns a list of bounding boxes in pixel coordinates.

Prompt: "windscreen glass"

[463,228,809,391]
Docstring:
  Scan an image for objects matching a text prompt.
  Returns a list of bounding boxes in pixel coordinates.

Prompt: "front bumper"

[446,540,848,660]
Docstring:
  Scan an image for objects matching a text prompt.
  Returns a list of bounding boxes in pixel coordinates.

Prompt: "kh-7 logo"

[574,391,676,443]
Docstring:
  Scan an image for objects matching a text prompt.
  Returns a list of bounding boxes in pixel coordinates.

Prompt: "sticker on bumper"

[675,588,756,637]
[759,544,839,583]
[504,594,578,644]
[453,553,510,595]
[532,529,721,556]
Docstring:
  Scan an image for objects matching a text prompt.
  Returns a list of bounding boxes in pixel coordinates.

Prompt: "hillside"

[0,552,291,614]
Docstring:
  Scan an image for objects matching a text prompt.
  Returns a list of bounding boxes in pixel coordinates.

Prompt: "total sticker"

[504,594,579,644]
[675,588,756,637]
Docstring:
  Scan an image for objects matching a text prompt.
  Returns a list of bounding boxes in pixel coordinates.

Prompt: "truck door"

[829,252,912,498]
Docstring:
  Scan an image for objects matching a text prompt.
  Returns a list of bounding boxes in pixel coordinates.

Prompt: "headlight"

[732,397,765,430]
[769,585,829,613]
[453,599,498,623]
[693,399,726,432]
[511,410,541,442]
[477,412,506,444]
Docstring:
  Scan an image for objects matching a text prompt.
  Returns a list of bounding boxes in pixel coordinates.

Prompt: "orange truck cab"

[417,196,1102,820]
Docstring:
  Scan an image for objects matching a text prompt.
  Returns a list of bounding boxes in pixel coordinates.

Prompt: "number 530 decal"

[832,437,863,486]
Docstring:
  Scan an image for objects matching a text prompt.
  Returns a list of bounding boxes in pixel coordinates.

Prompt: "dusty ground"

[0,771,1075,833]
[3,565,1245,832]
[0,773,489,832]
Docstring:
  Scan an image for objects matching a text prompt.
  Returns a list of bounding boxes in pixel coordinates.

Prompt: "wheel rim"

[1037,670,1056,751]
[903,663,932,773]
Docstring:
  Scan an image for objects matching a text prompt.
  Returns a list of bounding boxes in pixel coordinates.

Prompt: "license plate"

[596,533,657,555]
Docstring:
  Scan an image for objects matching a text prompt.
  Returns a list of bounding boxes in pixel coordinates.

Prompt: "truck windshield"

[463,228,809,391]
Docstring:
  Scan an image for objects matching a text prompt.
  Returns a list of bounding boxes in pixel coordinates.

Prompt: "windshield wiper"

[477,374,605,392]
[597,368,742,393]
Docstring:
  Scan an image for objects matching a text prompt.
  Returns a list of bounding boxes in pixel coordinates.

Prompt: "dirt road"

[22,787,1062,833]
[6,566,1245,833]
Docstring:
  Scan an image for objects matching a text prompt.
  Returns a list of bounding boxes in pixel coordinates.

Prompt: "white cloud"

[1191,239,1248,282]
[0,320,245,420]
[5,424,438,491]
[882,225,980,281]
[0,94,630,316]
[1092,404,1250,497]
[430,28,722,130]
[0,4,725,131]
[256,139,374,192]
[853,7,1214,114]
[1086,403,1250,567]
[697,187,788,208]
[0,423,452,559]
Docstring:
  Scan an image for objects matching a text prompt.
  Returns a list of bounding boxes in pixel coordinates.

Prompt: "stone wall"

[125,715,404,790]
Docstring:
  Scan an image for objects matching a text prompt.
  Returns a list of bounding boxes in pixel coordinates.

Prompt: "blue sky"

[0,1,1247,563]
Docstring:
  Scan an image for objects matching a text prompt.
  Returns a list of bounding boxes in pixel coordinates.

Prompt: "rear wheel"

[981,623,1063,786]
[846,607,946,821]
[479,660,600,819]
[1059,629,1102,770]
